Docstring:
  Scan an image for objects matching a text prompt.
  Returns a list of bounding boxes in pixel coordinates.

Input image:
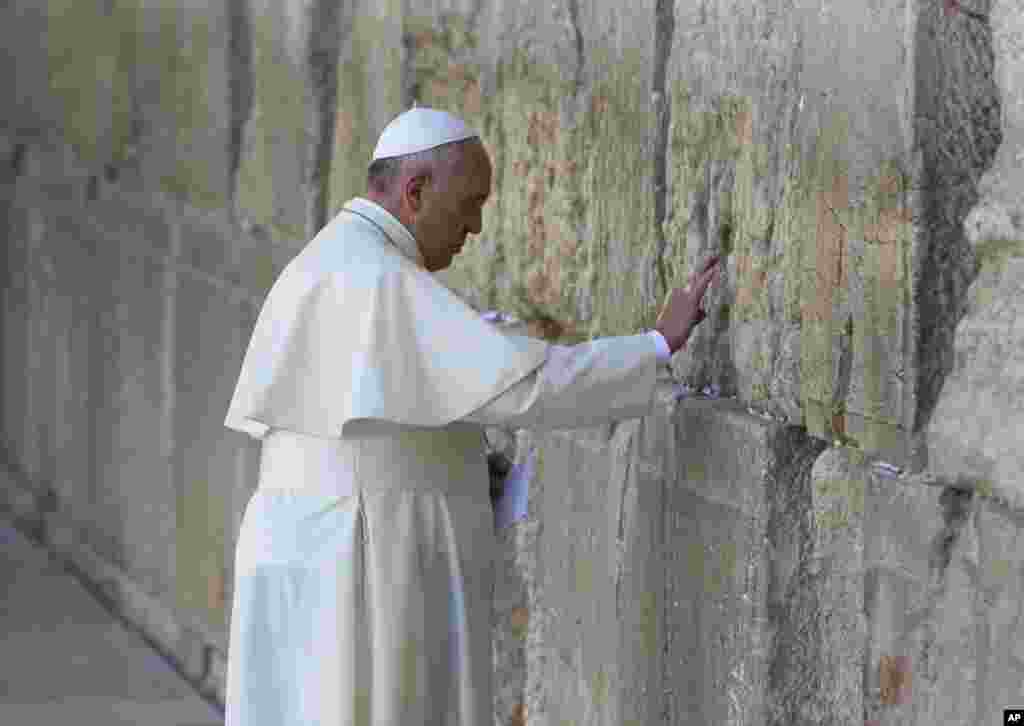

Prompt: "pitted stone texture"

[492,429,540,726]
[326,0,403,213]
[808,447,868,721]
[437,0,663,342]
[0,3,50,140]
[663,0,1000,474]
[926,256,1024,509]
[973,500,1024,725]
[963,0,1024,236]
[174,268,250,628]
[912,0,1003,447]
[932,0,1024,509]
[498,408,677,726]
[664,398,809,726]
[864,471,952,579]
[899,487,979,725]
[235,0,337,243]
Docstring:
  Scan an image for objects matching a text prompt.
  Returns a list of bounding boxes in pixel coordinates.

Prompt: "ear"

[403,172,430,215]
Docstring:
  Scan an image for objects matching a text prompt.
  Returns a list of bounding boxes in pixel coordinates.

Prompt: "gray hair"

[366,138,477,196]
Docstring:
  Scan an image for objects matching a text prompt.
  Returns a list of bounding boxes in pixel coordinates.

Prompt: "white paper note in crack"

[494,448,535,530]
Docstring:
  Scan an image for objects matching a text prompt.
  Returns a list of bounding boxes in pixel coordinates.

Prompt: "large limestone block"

[236,0,341,243]
[0,2,51,140]
[662,0,1000,474]
[492,390,678,726]
[1,192,32,479]
[327,0,404,212]
[428,0,663,340]
[926,250,1024,507]
[492,386,835,726]
[27,0,235,209]
[928,0,1024,508]
[84,223,172,587]
[973,499,1024,724]
[173,268,249,628]
[964,0,1024,227]
[667,398,828,726]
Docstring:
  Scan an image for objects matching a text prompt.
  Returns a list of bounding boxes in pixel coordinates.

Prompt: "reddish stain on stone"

[511,703,527,726]
[527,268,549,305]
[464,79,481,115]
[879,654,912,705]
[334,110,354,149]
[735,108,753,147]
[526,110,558,148]
[510,606,529,630]
[544,160,559,185]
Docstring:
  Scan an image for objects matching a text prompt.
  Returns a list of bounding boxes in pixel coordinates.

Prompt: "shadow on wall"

[910,0,1002,435]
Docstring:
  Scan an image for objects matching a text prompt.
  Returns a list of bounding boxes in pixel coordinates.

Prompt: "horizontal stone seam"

[72,212,271,307]
[864,560,926,583]
[0,460,231,655]
[541,435,664,475]
[45,500,231,654]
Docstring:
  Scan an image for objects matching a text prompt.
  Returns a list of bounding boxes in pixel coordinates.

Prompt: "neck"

[364,192,402,223]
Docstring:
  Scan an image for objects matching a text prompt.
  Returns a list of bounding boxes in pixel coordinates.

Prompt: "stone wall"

[1,0,1022,723]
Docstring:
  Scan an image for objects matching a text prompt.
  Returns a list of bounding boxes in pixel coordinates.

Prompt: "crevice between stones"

[306,0,342,235]
[911,0,1002,433]
[763,426,830,726]
[651,0,675,303]
[226,0,254,221]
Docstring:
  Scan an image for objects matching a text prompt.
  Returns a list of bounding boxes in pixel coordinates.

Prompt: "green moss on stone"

[236,9,313,236]
[177,476,227,626]
[149,4,222,208]
[47,0,118,164]
[109,0,143,167]
[574,553,593,595]
[974,238,1024,269]
[638,590,658,657]
[591,668,608,706]
[329,11,401,212]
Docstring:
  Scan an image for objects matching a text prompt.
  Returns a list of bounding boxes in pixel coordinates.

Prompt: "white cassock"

[222,196,672,726]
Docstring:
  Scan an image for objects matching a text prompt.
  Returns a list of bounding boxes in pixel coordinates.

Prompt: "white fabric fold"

[647,328,672,363]
[224,197,549,440]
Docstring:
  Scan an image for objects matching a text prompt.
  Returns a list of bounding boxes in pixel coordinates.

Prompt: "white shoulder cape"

[224,198,550,440]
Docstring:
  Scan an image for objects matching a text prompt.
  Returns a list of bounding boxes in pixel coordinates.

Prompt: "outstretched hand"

[654,255,721,354]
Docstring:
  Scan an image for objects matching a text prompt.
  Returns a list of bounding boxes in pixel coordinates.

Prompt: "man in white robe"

[223,106,720,726]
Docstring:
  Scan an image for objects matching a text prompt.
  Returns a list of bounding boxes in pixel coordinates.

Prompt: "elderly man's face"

[411,140,492,272]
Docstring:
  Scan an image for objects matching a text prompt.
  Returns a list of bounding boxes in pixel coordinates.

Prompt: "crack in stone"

[565,0,585,99]
[306,0,343,234]
[226,0,254,220]
[651,0,676,301]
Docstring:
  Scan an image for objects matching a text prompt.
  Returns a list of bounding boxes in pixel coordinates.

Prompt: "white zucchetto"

[371,107,479,162]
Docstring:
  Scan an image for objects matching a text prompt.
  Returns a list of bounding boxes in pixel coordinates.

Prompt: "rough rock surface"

[1,1,1022,724]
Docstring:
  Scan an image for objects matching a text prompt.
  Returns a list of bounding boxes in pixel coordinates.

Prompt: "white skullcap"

[371,106,479,162]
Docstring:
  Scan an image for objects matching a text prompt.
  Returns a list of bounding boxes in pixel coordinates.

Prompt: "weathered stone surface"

[972,498,1024,724]
[236,0,339,243]
[173,268,249,629]
[433,0,663,341]
[925,253,1024,508]
[927,0,1024,508]
[2,2,1023,725]
[327,0,404,213]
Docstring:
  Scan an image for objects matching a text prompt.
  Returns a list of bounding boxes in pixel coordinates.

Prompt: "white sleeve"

[647,329,672,364]
[460,332,662,431]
